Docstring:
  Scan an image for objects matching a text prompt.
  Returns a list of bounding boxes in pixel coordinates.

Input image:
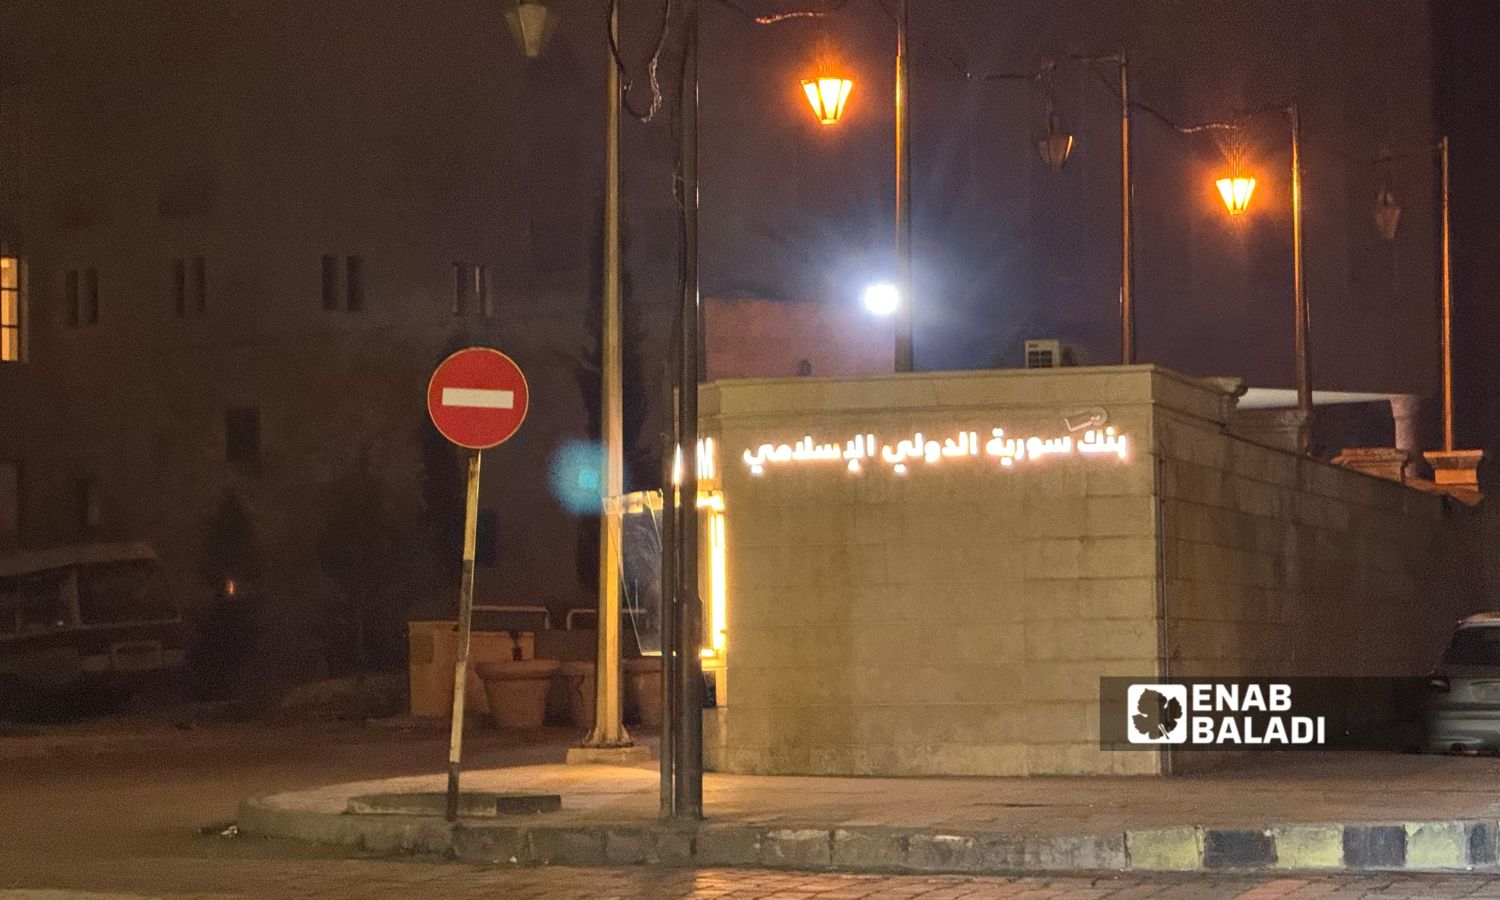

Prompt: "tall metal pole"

[444,450,482,821]
[585,2,631,751]
[1440,134,1454,452]
[674,0,704,820]
[893,0,914,373]
[658,374,678,818]
[1289,102,1312,453]
[1118,54,1135,365]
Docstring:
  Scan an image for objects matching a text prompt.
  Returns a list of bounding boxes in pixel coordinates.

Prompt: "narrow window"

[453,263,490,317]
[65,269,79,328]
[0,257,20,362]
[476,264,491,317]
[84,268,99,324]
[345,255,363,312]
[171,258,186,316]
[452,262,469,316]
[192,256,206,313]
[225,407,261,465]
[77,477,100,533]
[0,460,18,537]
[320,255,338,310]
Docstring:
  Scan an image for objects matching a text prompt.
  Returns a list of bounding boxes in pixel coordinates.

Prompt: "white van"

[0,543,186,715]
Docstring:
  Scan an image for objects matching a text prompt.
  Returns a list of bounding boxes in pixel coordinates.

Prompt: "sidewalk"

[239,750,1500,875]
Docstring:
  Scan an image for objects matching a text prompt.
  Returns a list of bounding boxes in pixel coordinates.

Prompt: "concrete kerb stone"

[238,795,1500,875]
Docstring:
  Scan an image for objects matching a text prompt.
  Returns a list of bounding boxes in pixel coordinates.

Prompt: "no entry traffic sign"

[426,347,530,450]
[428,346,531,820]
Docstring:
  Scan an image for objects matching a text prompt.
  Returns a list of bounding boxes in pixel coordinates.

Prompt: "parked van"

[0,543,186,716]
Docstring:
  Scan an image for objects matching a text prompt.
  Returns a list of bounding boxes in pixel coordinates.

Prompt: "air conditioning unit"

[1024,338,1066,369]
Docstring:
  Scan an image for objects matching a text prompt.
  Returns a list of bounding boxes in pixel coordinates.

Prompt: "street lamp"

[793,3,912,371]
[1216,176,1257,216]
[801,76,854,125]
[863,283,900,316]
[1037,113,1075,171]
[1205,103,1309,452]
[1030,53,1134,364]
[505,0,557,59]
[1374,179,1402,241]
[1376,138,1455,449]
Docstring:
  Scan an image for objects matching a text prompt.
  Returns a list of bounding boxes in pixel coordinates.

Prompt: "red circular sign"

[426,348,530,450]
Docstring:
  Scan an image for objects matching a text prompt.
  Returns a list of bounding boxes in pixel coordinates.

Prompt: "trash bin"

[475,659,560,729]
[623,656,662,727]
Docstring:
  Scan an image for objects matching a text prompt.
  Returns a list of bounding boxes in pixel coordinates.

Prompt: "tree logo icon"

[1126,684,1187,744]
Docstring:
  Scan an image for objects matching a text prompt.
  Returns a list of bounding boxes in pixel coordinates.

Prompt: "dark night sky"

[619,1,1453,397]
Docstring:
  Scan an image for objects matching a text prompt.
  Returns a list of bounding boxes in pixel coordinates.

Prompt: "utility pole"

[1440,134,1454,452]
[672,0,704,820]
[893,0,913,372]
[571,2,642,764]
[1118,54,1134,365]
[1289,101,1312,453]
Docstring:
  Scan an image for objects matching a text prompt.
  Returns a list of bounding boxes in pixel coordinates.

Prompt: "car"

[0,542,187,718]
[1424,612,1500,753]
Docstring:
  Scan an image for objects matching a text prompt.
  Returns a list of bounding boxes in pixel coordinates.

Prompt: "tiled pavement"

[10,865,1500,900]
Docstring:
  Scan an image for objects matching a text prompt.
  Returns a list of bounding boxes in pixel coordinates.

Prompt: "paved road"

[4,720,1500,898]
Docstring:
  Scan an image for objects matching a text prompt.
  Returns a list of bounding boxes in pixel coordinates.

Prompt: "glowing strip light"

[743,427,1130,476]
[671,438,718,486]
[708,509,727,653]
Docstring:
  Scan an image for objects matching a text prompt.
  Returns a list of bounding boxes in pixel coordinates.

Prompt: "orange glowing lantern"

[801,76,853,125]
[1216,176,1257,216]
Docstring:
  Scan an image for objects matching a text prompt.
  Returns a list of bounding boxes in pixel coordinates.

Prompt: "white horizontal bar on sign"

[441,387,515,409]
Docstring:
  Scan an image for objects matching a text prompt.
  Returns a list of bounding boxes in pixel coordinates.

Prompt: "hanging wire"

[711,0,852,23]
[611,0,673,122]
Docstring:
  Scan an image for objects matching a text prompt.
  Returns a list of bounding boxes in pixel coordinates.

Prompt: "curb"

[238,796,1500,875]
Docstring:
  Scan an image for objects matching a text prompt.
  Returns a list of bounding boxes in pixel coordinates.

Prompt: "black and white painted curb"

[240,796,1500,874]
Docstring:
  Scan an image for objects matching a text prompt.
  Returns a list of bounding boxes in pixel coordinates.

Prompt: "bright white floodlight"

[863,283,900,316]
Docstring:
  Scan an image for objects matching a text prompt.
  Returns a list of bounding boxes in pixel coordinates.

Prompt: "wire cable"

[710,0,851,23]
[611,0,673,122]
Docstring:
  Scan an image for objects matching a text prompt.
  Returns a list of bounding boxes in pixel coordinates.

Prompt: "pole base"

[566,744,655,766]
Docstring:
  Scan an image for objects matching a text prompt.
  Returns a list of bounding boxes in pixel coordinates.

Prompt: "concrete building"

[705,296,894,381]
[700,366,1482,776]
[0,1,1455,685]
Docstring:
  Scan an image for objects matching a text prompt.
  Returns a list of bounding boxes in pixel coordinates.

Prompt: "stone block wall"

[703,366,1173,776]
[1160,406,1478,683]
[703,365,1480,777]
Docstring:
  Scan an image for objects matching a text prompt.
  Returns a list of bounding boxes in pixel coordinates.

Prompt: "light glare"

[863,283,900,316]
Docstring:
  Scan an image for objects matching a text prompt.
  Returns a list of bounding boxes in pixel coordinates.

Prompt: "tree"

[198,490,262,593]
[191,490,264,699]
[314,464,412,674]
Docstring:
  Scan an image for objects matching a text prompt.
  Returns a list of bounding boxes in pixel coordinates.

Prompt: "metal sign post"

[446,449,482,821]
[425,347,530,823]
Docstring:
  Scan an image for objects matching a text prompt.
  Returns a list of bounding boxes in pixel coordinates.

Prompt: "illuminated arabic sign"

[742,427,1129,476]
